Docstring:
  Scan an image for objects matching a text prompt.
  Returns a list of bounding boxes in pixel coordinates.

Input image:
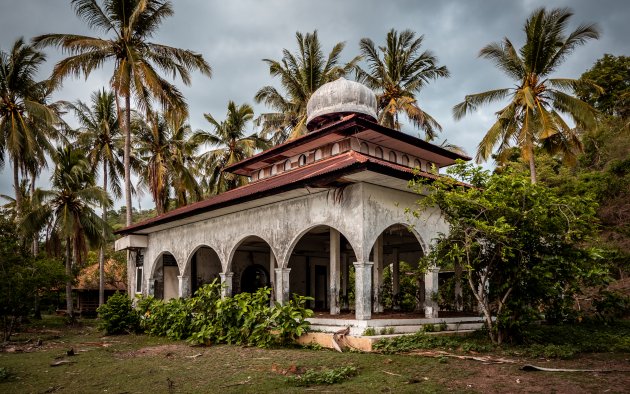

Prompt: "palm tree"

[23,146,110,319]
[255,31,360,144]
[194,101,267,194]
[134,112,200,214]
[68,88,123,306]
[34,0,212,226]
[355,29,449,140]
[453,7,601,183]
[0,38,58,218]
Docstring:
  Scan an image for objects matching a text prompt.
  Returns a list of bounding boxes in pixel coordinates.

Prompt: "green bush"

[97,292,139,334]
[286,366,358,386]
[135,282,313,348]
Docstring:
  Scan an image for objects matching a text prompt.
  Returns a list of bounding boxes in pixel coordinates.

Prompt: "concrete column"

[341,252,348,310]
[219,272,233,299]
[372,235,384,313]
[424,266,440,318]
[354,261,374,320]
[269,253,276,305]
[329,229,341,315]
[392,248,400,310]
[177,275,191,298]
[274,267,291,304]
[454,260,463,312]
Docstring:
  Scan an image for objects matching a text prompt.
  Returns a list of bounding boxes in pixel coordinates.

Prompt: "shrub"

[362,327,376,336]
[97,292,139,334]
[286,366,358,386]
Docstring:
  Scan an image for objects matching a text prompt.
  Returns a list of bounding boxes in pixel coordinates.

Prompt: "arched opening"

[401,155,409,166]
[331,143,340,155]
[287,225,357,313]
[189,246,221,295]
[388,150,397,163]
[370,224,425,313]
[359,142,369,154]
[229,236,274,296]
[152,252,179,301]
[284,159,291,171]
[298,154,307,167]
[414,159,421,169]
[375,147,384,159]
[314,148,323,161]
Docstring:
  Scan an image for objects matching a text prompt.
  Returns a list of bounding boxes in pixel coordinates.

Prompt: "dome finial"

[306,78,377,130]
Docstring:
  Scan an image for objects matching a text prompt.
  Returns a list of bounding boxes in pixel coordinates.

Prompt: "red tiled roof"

[116,150,438,235]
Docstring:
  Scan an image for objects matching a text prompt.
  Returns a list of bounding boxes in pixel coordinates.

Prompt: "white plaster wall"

[137,182,447,297]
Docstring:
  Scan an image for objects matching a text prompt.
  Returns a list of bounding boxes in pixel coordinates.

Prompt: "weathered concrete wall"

[136,181,447,301]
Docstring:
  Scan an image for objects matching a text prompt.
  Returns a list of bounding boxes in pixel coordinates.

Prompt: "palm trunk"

[30,172,39,256]
[124,94,132,227]
[528,149,537,184]
[99,161,107,306]
[65,237,74,320]
[13,156,22,217]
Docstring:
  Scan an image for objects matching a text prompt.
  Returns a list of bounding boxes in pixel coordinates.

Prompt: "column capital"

[219,271,234,279]
[353,261,374,268]
[274,267,291,274]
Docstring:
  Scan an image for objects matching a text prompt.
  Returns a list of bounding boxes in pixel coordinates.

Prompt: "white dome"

[306,77,377,130]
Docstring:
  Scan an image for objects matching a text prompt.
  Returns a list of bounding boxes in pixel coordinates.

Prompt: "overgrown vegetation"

[286,366,358,386]
[98,281,313,347]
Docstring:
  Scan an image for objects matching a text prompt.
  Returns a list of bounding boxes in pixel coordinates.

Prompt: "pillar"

[424,266,440,318]
[177,275,191,298]
[219,272,233,299]
[341,252,349,310]
[269,253,276,305]
[354,261,373,320]
[372,235,384,313]
[275,267,291,304]
[329,229,341,315]
[454,260,463,312]
[392,248,400,310]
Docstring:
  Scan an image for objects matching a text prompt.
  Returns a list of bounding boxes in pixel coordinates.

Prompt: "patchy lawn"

[1,316,629,393]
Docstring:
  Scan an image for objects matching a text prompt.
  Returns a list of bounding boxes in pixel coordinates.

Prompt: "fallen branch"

[331,327,349,353]
[382,370,403,377]
[50,359,75,367]
[521,364,630,373]
[222,377,252,387]
[407,350,517,364]
[185,353,202,359]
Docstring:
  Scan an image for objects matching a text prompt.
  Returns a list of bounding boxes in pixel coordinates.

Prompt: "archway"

[287,225,357,313]
[370,224,425,313]
[188,246,222,295]
[152,252,179,301]
[229,236,274,296]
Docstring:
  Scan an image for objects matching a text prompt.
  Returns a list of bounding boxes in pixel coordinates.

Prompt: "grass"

[1,316,629,393]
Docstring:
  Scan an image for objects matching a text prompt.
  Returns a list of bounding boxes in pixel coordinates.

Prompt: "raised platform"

[307,313,485,337]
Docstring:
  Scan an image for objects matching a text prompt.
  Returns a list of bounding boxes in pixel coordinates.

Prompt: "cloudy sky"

[1,0,628,210]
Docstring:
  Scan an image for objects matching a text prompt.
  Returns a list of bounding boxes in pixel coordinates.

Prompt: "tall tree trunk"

[99,161,107,306]
[13,156,22,217]
[30,172,39,256]
[65,237,74,320]
[124,94,132,227]
[528,148,537,184]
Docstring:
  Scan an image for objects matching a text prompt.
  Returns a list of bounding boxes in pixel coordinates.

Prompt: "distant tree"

[255,31,360,144]
[23,146,110,319]
[577,54,630,118]
[69,88,123,306]
[412,162,600,344]
[134,112,200,214]
[453,7,601,183]
[0,38,58,218]
[355,29,449,140]
[34,0,212,227]
[194,101,267,194]
[0,214,65,340]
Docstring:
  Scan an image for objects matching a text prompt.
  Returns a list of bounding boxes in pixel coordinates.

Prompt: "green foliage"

[286,366,358,386]
[411,162,600,344]
[0,215,66,341]
[373,331,493,354]
[593,290,630,321]
[0,367,9,381]
[380,262,423,311]
[136,282,313,347]
[362,327,376,336]
[96,292,139,335]
[577,54,630,118]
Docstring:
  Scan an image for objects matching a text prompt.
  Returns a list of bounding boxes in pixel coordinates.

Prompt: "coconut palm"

[34,0,212,226]
[355,29,449,140]
[194,101,267,194]
[0,38,58,218]
[453,7,601,183]
[23,146,110,319]
[68,88,123,305]
[134,112,200,214]
[255,31,360,144]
